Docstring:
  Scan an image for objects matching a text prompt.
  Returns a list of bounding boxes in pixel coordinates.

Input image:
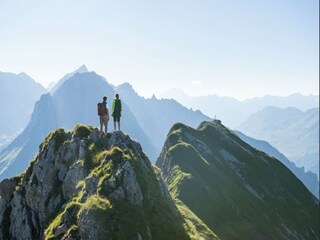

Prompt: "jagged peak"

[197,119,224,130]
[18,72,29,77]
[168,120,224,136]
[117,82,133,89]
[51,65,90,93]
[77,64,88,73]
[115,82,137,94]
[168,122,193,134]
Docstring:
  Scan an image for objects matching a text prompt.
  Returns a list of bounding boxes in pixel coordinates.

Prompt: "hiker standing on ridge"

[97,96,109,134]
[112,93,122,131]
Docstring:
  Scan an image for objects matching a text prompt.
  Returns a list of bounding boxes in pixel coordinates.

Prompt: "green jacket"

[112,99,122,115]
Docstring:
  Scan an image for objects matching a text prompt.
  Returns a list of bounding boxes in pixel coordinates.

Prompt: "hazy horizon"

[1,0,319,99]
[2,66,319,102]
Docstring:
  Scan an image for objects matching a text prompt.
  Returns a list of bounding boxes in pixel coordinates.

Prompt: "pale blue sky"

[0,0,318,99]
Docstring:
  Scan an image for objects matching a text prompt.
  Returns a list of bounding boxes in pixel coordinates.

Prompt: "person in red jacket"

[98,96,109,134]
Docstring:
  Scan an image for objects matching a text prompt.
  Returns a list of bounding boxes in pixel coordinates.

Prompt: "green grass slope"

[156,120,320,240]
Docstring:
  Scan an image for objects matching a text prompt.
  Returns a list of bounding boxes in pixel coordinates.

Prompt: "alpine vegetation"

[0,125,219,240]
[157,120,320,240]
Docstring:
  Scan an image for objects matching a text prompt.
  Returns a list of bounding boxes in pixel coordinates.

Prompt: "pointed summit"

[116,82,135,93]
[77,64,88,73]
[51,65,89,93]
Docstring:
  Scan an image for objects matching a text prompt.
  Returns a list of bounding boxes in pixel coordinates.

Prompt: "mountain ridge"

[237,106,319,178]
[157,120,319,240]
[116,82,210,151]
[234,130,319,198]
[160,89,319,128]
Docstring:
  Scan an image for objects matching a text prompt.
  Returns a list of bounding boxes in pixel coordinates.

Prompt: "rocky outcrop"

[0,125,192,240]
[0,179,17,202]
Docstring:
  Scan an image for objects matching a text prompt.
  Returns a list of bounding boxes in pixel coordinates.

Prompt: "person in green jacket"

[112,93,122,131]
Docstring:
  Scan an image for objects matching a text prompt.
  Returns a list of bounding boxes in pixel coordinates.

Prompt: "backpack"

[97,103,104,116]
[114,99,121,113]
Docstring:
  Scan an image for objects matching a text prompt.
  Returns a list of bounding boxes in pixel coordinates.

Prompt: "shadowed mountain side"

[0,71,46,135]
[157,120,319,240]
[235,131,319,198]
[0,94,57,179]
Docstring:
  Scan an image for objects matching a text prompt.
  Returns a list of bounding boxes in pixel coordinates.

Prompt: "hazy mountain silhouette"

[238,106,319,178]
[50,64,88,93]
[235,130,319,198]
[0,71,157,179]
[161,89,319,128]
[116,83,211,150]
[0,71,46,135]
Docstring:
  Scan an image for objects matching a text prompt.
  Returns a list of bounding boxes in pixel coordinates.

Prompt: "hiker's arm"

[112,100,115,113]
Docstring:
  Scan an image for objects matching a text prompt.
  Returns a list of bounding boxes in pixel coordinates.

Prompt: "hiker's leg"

[100,117,103,134]
[113,115,116,130]
[118,121,120,131]
[104,117,108,133]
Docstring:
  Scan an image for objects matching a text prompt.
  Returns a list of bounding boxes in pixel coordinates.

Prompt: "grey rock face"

[62,162,86,199]
[79,207,110,240]
[109,187,125,200]
[0,128,89,239]
[155,170,171,198]
[0,179,17,202]
[123,161,143,206]
[105,176,116,189]
[9,192,34,240]
[107,131,143,156]
[85,176,98,196]
[89,129,101,143]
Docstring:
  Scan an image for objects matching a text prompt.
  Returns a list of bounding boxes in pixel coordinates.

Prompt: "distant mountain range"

[235,131,319,198]
[0,67,209,179]
[0,71,46,136]
[116,83,210,150]
[156,120,319,239]
[0,71,156,179]
[237,106,319,178]
[160,89,319,128]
